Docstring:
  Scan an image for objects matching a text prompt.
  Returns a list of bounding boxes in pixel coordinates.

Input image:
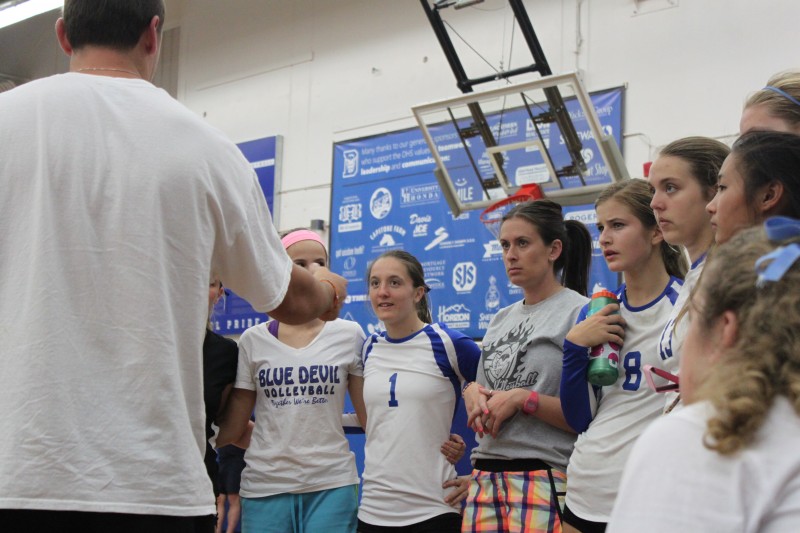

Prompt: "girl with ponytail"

[462,199,593,532]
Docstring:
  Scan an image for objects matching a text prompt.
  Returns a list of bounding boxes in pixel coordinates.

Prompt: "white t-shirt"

[657,255,705,411]
[0,73,292,516]
[358,323,480,527]
[609,397,800,533]
[235,319,365,497]
[563,278,682,522]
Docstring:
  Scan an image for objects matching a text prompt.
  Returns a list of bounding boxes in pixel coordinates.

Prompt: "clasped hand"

[464,384,525,438]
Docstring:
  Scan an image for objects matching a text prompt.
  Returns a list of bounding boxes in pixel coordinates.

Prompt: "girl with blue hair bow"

[609,218,800,532]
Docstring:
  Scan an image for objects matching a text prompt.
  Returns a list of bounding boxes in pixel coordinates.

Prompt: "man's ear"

[142,15,161,55]
[55,18,73,56]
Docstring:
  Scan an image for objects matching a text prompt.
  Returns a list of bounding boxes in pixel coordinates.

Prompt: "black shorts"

[357,512,461,533]
[217,444,246,495]
[0,510,215,533]
[562,504,607,533]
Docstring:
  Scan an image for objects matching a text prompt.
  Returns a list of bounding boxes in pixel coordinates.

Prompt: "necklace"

[77,67,140,77]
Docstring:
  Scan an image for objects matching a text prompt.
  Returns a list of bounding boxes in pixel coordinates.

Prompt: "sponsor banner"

[331,88,623,337]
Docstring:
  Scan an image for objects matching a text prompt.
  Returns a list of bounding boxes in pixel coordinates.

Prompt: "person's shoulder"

[211,330,238,349]
[362,329,386,347]
[761,397,800,442]
[205,328,235,344]
[0,73,65,106]
[658,276,684,306]
[493,300,523,319]
[547,289,589,319]
[238,321,271,344]
[558,288,591,306]
[332,318,366,335]
[429,322,480,353]
[637,402,709,449]
[326,319,367,348]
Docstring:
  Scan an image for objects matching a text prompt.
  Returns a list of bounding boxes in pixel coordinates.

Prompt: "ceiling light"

[0,0,62,31]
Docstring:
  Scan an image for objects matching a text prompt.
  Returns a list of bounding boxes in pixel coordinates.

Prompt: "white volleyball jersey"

[358,323,480,527]
[658,255,705,411]
[235,319,365,497]
[564,277,682,522]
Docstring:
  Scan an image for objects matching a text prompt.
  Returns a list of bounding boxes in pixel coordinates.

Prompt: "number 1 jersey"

[358,323,479,526]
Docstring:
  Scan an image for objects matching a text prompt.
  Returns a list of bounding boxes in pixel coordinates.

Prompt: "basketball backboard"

[411,71,629,216]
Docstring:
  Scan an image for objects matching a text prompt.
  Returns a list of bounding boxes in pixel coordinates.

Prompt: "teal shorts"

[241,484,358,533]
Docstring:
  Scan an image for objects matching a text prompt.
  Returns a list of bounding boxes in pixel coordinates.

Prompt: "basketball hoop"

[479,183,544,238]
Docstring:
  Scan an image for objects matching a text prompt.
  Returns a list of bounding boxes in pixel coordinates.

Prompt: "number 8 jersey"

[560,276,683,522]
[358,323,480,527]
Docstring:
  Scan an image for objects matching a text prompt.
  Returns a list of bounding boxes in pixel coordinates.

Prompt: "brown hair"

[729,131,800,221]
[658,137,730,201]
[366,250,432,323]
[693,226,800,455]
[744,70,800,130]
[502,199,592,296]
[596,179,688,279]
[63,0,165,51]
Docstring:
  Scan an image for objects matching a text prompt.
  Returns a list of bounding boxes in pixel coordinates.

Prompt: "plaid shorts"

[461,467,566,533]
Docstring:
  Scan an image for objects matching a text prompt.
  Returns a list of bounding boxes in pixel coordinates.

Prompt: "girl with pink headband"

[218,230,468,532]
[280,229,328,257]
[218,228,367,532]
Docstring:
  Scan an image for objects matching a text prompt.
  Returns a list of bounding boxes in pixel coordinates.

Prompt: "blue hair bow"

[755,217,800,287]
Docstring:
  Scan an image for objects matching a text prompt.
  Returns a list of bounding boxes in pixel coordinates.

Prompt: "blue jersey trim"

[383,325,427,344]
[362,334,379,365]
[619,276,684,312]
[424,326,462,416]
[690,252,708,270]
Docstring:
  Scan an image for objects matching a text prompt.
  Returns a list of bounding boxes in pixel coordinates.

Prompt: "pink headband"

[281,229,326,251]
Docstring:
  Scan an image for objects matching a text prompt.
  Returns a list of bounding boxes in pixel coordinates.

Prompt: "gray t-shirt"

[472,288,588,470]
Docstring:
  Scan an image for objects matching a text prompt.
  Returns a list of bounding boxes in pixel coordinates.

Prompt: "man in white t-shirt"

[0,2,345,532]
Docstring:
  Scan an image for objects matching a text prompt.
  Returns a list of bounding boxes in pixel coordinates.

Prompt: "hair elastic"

[755,217,800,288]
[764,216,800,241]
[281,229,326,250]
[763,86,800,108]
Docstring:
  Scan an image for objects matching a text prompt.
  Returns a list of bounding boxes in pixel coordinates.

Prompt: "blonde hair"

[693,226,800,455]
[745,70,800,129]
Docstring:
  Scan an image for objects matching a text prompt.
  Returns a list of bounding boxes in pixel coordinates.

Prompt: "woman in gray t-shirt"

[462,199,591,532]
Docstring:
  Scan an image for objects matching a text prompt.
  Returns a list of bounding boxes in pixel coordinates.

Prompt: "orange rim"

[479,184,544,223]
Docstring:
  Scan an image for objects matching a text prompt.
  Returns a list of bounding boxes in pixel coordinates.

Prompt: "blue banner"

[330,88,624,339]
[211,136,281,335]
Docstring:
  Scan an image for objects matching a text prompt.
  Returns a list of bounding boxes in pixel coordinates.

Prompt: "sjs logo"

[370,187,392,220]
[342,149,359,178]
[452,262,477,293]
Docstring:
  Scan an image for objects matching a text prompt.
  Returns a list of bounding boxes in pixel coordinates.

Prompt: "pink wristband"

[522,391,539,415]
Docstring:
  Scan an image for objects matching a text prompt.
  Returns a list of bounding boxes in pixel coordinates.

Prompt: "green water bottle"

[586,289,621,386]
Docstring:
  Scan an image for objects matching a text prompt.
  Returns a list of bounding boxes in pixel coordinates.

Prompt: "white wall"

[172,0,800,230]
[2,0,799,230]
